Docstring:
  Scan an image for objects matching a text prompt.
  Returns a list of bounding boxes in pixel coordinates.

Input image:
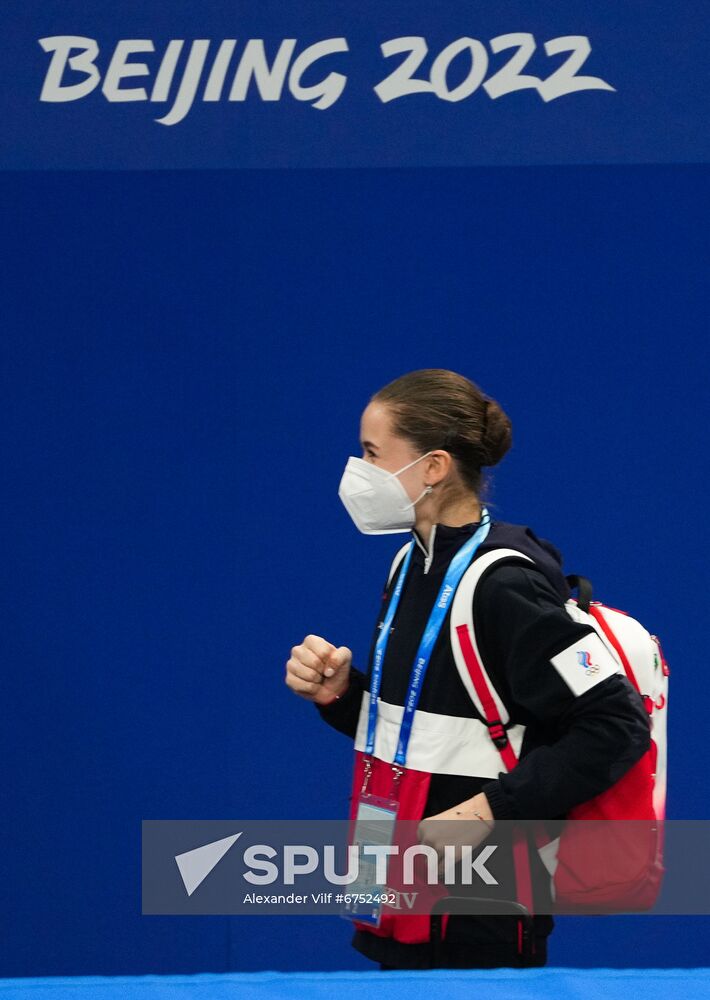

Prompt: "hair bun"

[480,397,512,467]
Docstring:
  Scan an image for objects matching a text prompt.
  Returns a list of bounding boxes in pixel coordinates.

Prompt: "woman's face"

[359,401,431,502]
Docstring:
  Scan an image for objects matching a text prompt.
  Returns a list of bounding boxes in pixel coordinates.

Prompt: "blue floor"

[0,970,709,1000]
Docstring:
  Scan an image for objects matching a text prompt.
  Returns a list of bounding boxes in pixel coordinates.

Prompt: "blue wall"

[2,164,708,974]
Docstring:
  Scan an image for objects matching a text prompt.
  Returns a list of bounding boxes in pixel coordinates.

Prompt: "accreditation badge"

[341,791,399,928]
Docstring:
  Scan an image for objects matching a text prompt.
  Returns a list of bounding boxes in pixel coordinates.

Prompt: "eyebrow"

[361,440,379,451]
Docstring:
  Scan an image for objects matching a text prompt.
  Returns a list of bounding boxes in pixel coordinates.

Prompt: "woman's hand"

[432,791,495,827]
[285,634,352,706]
[417,793,496,875]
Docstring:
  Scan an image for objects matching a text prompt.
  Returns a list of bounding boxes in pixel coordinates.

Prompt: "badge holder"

[341,758,403,928]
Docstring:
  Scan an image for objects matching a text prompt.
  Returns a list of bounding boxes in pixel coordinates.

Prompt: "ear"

[425,450,453,486]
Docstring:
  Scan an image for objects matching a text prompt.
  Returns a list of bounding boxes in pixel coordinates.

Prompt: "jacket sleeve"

[315,665,367,739]
[475,563,652,821]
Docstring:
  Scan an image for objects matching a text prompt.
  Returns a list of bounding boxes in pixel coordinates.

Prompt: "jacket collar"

[411,519,482,575]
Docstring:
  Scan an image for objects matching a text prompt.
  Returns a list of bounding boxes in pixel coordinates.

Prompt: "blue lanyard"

[366,509,491,766]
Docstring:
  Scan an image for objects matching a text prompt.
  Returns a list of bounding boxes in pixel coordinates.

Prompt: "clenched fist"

[285,634,352,706]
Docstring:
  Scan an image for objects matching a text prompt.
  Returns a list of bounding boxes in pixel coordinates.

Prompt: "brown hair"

[371,369,512,501]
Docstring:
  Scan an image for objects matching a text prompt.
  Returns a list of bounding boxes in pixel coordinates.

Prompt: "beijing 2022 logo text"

[37,33,615,126]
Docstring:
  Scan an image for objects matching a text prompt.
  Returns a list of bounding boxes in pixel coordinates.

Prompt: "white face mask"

[338,452,434,535]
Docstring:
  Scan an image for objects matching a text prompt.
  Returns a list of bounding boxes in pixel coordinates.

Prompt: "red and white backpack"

[447,547,669,913]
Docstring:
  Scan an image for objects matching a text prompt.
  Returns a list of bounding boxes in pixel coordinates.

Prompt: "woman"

[285,369,650,969]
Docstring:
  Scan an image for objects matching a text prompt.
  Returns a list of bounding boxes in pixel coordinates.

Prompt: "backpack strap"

[386,541,412,588]
[450,548,535,770]
[588,604,641,694]
[450,547,538,931]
